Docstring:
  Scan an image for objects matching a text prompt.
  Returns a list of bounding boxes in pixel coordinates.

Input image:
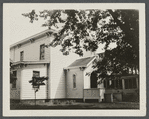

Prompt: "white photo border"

[3,3,146,116]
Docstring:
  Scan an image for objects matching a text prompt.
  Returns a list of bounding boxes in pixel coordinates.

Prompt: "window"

[73,74,76,88]
[118,79,122,89]
[40,44,45,60]
[105,79,122,89]
[104,80,106,88]
[111,80,115,88]
[115,79,122,89]
[90,72,97,88]
[125,79,129,89]
[33,71,40,88]
[12,80,16,88]
[132,78,137,88]
[107,80,115,89]
[33,71,40,77]
[125,78,137,89]
[20,51,24,61]
[12,71,17,88]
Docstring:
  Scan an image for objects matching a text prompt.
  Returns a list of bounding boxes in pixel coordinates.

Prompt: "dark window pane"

[107,80,110,89]
[129,79,133,89]
[73,74,76,88]
[12,71,17,88]
[12,80,16,88]
[33,71,40,87]
[33,71,40,77]
[125,79,129,89]
[20,51,24,61]
[40,44,45,60]
[90,72,97,88]
[111,80,115,88]
[119,79,122,89]
[132,78,137,88]
[104,80,106,88]
[13,71,17,76]
[115,79,119,89]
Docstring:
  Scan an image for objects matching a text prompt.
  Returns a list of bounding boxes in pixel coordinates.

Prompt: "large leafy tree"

[22,9,139,79]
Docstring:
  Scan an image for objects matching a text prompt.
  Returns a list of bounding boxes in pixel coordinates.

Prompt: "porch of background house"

[83,75,139,103]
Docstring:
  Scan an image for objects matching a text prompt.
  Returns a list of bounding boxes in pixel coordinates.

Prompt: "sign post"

[29,76,48,106]
[34,88,38,105]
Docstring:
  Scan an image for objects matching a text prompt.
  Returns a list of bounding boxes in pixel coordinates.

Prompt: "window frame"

[73,74,76,89]
[32,71,40,88]
[124,78,137,89]
[40,44,45,60]
[20,51,24,61]
[12,71,17,89]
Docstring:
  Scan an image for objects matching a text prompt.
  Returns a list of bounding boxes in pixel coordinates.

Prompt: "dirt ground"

[10,101,139,110]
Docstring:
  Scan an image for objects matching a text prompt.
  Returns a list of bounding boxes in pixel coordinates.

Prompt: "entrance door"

[90,72,97,88]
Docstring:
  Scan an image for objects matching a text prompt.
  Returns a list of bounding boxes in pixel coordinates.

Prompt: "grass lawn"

[10,101,139,110]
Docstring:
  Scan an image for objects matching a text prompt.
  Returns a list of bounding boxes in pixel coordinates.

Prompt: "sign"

[29,76,48,88]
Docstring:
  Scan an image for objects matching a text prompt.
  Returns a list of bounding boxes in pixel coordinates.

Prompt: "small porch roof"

[101,74,139,80]
[11,61,50,66]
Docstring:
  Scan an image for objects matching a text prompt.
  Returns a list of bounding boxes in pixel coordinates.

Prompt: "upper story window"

[20,51,24,61]
[12,71,17,88]
[40,44,45,60]
[73,74,76,89]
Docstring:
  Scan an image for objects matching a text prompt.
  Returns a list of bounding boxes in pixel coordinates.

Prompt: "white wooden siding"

[21,65,47,99]
[10,48,15,61]
[50,45,80,99]
[66,68,84,98]
[10,36,52,62]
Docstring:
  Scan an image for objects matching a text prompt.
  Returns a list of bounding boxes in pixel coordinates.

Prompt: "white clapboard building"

[10,29,139,102]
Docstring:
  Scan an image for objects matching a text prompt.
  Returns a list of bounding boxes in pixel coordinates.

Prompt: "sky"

[5,4,49,45]
[4,3,117,53]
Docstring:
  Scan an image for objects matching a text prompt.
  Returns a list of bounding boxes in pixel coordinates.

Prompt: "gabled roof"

[67,56,96,68]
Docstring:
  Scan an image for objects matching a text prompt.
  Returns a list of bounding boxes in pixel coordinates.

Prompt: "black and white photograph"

[3,3,146,116]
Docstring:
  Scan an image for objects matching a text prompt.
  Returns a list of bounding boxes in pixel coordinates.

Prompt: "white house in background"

[10,29,93,101]
[10,29,139,102]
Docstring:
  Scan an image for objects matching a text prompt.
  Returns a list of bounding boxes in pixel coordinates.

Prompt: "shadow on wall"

[54,71,66,99]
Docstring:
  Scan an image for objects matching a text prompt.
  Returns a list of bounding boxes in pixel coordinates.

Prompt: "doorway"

[90,72,97,88]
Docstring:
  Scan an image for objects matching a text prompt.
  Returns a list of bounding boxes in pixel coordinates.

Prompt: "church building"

[10,29,139,103]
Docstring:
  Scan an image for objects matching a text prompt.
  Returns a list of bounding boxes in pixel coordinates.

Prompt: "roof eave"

[10,29,57,49]
[64,65,87,70]
[86,56,96,67]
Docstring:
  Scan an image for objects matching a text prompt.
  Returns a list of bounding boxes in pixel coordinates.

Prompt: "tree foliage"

[22,9,139,79]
